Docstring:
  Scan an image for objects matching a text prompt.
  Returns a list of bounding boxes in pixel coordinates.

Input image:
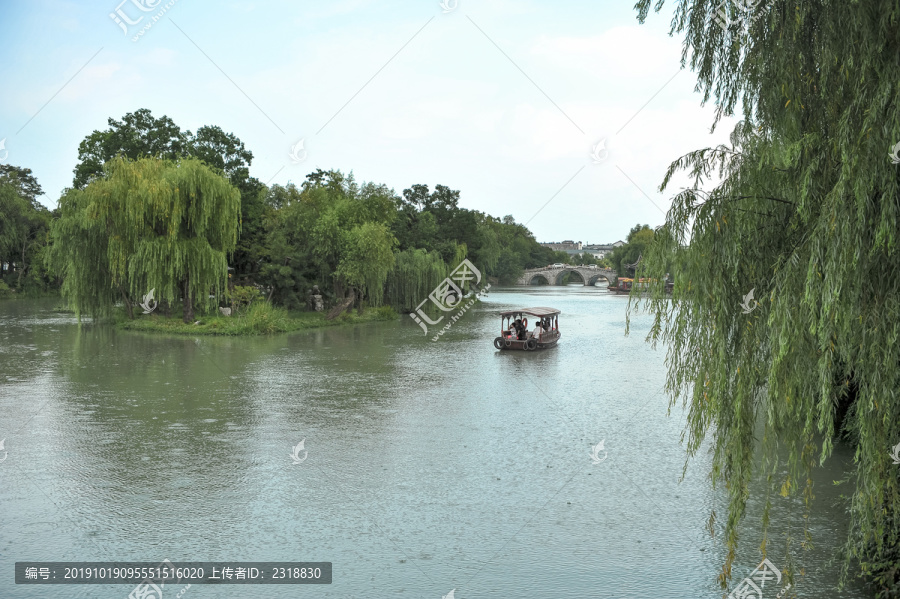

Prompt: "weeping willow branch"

[48,156,241,321]
[630,2,900,590]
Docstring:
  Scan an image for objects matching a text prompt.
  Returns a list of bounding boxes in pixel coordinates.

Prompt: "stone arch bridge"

[517,266,618,286]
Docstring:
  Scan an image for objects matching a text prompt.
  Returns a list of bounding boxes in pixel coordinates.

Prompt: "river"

[0,288,872,598]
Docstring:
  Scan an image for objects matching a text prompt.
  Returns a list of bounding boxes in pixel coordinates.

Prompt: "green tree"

[187,125,268,283]
[0,164,44,209]
[49,157,240,321]
[0,168,51,290]
[0,185,33,282]
[188,125,253,182]
[262,170,400,314]
[608,224,653,276]
[73,109,189,189]
[472,219,501,276]
[385,248,449,313]
[72,110,267,284]
[259,183,310,309]
[336,222,396,309]
[634,0,900,592]
[494,247,524,284]
[577,252,600,266]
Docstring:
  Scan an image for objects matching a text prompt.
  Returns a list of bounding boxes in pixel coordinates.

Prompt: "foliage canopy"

[633,0,900,592]
[49,156,240,321]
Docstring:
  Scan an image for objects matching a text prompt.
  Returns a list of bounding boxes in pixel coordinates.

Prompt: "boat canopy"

[498,307,561,318]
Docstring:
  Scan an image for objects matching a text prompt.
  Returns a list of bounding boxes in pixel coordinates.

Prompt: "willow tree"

[632,0,900,593]
[49,156,240,321]
[335,221,397,311]
[384,248,450,313]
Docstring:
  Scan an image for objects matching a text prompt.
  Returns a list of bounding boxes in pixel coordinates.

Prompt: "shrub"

[242,301,289,334]
[228,285,264,314]
[374,305,398,320]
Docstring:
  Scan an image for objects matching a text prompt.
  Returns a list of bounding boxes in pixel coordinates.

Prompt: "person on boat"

[532,321,543,339]
[513,319,526,340]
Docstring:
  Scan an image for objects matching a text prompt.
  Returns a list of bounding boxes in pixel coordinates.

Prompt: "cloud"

[4,1,741,241]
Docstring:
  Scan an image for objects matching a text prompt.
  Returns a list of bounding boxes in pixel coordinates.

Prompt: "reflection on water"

[0,293,872,597]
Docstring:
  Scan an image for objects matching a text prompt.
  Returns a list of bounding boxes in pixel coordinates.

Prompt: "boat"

[494,307,561,351]
[608,277,632,294]
[607,277,673,295]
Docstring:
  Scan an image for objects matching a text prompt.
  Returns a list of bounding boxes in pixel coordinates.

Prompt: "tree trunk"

[120,287,134,319]
[182,276,194,323]
[17,240,27,287]
[326,287,355,321]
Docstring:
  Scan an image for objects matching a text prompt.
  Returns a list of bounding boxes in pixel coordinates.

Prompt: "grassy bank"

[117,302,398,336]
[0,281,60,300]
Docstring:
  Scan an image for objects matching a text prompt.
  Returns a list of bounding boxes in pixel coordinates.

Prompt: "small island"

[2,111,649,335]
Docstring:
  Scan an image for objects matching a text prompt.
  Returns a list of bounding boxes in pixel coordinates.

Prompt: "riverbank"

[0,282,59,300]
[117,303,398,336]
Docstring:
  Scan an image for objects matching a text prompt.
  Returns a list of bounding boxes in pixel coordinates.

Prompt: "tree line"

[0,109,579,318]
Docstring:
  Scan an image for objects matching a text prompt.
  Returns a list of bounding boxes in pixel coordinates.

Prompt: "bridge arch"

[588,273,614,286]
[526,274,551,285]
[555,268,586,286]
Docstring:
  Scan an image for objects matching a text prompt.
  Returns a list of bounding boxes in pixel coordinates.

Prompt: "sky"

[0,0,737,244]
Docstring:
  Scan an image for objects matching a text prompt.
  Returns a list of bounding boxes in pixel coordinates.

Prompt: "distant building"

[540,240,582,251]
[540,240,625,259]
[560,249,588,257]
[579,241,625,259]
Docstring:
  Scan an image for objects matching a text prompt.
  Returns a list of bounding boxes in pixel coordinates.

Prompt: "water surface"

[0,289,871,597]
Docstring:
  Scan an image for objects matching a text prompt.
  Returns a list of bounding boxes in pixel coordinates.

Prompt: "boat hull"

[607,285,673,295]
[493,332,560,351]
